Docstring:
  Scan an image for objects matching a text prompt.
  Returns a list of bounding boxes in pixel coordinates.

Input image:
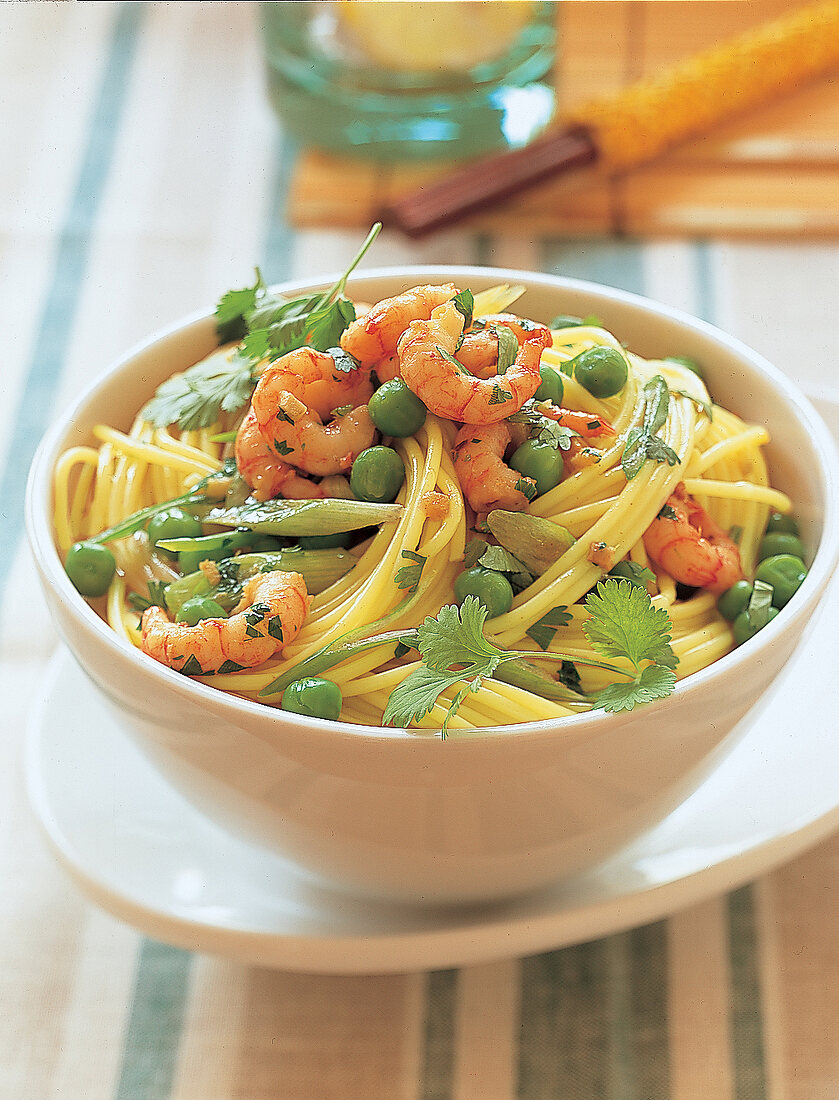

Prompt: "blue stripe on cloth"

[0,1,143,598]
[262,132,300,283]
[542,238,646,297]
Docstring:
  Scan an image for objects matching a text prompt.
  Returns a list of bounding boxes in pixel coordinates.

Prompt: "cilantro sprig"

[383,580,678,734]
[141,223,382,431]
[621,376,681,480]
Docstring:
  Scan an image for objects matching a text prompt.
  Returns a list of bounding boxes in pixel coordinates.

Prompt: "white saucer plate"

[25,395,839,976]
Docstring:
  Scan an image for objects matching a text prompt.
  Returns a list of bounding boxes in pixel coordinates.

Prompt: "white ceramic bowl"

[26,267,839,904]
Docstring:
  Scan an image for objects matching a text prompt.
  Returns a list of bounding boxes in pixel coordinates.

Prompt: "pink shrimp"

[453,422,536,513]
[643,483,744,593]
[140,570,311,674]
[251,346,376,477]
[398,301,553,425]
[234,408,322,501]
[340,283,459,368]
[538,403,615,439]
[455,314,540,379]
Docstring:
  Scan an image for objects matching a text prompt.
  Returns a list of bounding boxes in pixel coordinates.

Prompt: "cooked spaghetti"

[53,278,801,731]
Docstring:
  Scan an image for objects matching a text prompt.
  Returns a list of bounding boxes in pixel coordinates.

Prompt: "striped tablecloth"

[5,4,839,1097]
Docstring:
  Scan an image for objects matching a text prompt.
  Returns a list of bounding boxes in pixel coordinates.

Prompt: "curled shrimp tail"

[399,302,552,425]
[643,484,744,594]
[141,571,311,674]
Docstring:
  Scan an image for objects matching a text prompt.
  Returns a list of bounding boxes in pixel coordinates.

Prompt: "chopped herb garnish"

[436,345,466,371]
[127,579,169,613]
[496,326,519,374]
[622,375,680,481]
[395,549,426,593]
[526,606,572,650]
[452,289,474,329]
[743,578,774,631]
[514,476,538,502]
[670,387,713,421]
[325,346,362,374]
[488,383,513,406]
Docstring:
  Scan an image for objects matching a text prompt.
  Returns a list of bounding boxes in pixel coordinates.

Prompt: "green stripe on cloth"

[0,0,142,596]
[113,942,192,1100]
[113,117,303,1099]
[728,886,767,1100]
[517,923,670,1099]
[420,969,458,1100]
[518,940,612,1098]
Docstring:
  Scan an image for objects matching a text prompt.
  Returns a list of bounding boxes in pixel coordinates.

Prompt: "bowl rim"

[26,264,839,745]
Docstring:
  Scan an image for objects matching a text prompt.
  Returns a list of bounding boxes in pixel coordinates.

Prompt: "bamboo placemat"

[289,0,839,237]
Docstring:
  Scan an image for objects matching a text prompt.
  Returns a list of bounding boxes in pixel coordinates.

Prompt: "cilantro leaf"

[382,665,469,727]
[595,664,677,713]
[416,598,503,674]
[140,348,255,430]
[380,581,679,733]
[395,550,426,593]
[583,578,676,669]
[144,225,382,431]
[383,599,503,735]
[215,271,265,343]
[526,606,572,650]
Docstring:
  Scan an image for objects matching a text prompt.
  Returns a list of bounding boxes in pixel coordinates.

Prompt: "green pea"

[453,567,514,619]
[665,354,704,379]
[717,580,753,621]
[147,507,203,558]
[368,379,427,438]
[297,532,352,549]
[550,313,602,329]
[175,596,228,626]
[765,511,800,536]
[572,346,628,398]
[509,439,564,495]
[755,554,808,608]
[282,677,343,721]
[758,531,805,562]
[534,364,564,406]
[732,605,779,646]
[64,540,117,597]
[350,446,405,503]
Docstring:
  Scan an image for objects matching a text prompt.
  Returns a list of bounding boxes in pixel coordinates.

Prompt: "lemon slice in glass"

[337,1,536,73]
